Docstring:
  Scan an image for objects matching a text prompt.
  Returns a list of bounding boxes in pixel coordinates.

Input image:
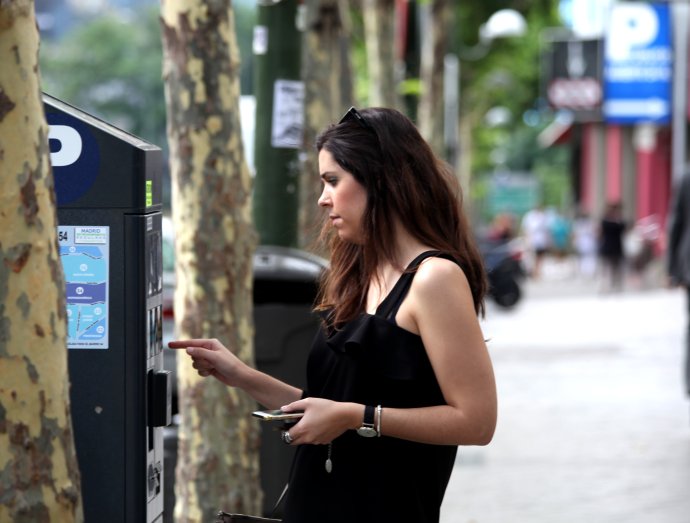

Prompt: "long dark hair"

[314,107,487,325]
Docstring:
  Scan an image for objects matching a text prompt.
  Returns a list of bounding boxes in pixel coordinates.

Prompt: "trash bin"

[252,246,326,515]
[162,245,327,521]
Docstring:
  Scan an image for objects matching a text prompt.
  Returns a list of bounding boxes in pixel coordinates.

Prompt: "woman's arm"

[168,338,303,409]
[385,257,497,445]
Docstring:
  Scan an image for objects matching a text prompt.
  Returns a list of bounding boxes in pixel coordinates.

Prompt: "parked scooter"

[479,237,525,309]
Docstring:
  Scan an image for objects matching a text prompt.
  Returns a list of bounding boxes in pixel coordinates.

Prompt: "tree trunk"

[0,2,83,522]
[417,0,449,156]
[362,0,399,108]
[299,0,353,249]
[160,1,260,521]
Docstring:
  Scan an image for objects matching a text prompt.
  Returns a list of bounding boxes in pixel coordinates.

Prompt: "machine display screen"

[147,229,163,298]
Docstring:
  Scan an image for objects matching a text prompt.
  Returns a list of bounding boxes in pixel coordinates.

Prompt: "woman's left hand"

[279,398,358,445]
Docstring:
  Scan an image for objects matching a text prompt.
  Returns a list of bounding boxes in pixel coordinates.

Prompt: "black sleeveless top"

[282,251,458,523]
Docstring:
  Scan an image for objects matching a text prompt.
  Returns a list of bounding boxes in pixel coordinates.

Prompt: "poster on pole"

[603,2,672,124]
[271,79,304,149]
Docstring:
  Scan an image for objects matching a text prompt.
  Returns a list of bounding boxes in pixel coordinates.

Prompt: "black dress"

[282,251,458,523]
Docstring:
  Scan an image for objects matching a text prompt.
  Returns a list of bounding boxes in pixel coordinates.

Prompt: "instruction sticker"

[58,226,110,349]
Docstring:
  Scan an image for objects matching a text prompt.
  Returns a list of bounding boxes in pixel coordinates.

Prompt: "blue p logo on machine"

[45,94,171,523]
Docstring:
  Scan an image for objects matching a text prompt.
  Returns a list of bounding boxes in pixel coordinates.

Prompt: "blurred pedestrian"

[667,172,690,398]
[545,208,572,278]
[487,213,516,242]
[572,209,598,277]
[548,209,572,257]
[627,215,659,289]
[598,201,627,292]
[521,204,550,278]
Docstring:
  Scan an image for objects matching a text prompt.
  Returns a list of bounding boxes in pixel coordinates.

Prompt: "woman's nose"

[318,187,330,207]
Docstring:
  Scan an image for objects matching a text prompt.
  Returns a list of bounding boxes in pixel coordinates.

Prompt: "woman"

[169,107,497,523]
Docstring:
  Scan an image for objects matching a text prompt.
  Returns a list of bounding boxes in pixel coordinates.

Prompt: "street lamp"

[481,9,528,40]
[463,9,528,61]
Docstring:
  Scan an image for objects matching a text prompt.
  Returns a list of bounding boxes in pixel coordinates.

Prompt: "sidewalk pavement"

[440,256,689,523]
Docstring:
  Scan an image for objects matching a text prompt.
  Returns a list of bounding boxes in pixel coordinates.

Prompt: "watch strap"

[356,405,378,437]
[363,405,375,426]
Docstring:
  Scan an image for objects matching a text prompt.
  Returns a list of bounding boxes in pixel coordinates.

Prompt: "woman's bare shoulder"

[415,256,467,281]
[413,256,471,299]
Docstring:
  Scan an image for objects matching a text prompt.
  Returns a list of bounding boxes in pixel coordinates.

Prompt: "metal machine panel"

[47,94,168,523]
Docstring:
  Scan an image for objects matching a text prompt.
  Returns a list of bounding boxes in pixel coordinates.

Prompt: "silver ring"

[281,430,293,445]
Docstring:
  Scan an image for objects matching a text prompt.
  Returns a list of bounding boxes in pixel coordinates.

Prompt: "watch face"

[356,426,378,438]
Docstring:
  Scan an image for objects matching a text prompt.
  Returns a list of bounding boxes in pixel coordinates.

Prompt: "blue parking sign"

[603,2,672,124]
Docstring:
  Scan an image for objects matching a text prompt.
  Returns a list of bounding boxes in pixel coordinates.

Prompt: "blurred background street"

[441,259,689,523]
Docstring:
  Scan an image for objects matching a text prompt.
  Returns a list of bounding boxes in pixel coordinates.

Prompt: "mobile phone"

[251,409,304,422]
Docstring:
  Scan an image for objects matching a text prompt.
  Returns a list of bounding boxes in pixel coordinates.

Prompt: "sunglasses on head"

[338,106,375,132]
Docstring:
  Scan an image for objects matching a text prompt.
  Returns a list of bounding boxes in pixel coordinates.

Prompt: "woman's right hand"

[168,338,246,387]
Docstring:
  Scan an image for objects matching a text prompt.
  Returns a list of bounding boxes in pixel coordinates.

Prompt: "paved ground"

[441,259,690,523]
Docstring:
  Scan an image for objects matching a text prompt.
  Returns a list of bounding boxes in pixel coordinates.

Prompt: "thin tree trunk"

[160,1,260,521]
[363,0,399,108]
[458,109,474,212]
[299,0,353,250]
[417,0,449,156]
[0,2,83,521]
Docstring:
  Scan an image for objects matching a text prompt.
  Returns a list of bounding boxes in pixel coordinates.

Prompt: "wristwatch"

[356,405,378,437]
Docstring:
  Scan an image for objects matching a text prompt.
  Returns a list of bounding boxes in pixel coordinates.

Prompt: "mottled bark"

[0,2,83,522]
[417,0,449,156]
[299,0,353,249]
[362,0,399,108]
[160,0,260,521]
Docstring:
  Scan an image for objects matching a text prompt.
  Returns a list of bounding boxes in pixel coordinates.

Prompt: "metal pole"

[443,53,459,169]
[671,0,688,185]
[253,0,303,247]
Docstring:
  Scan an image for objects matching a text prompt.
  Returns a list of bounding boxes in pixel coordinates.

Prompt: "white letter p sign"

[606,4,659,61]
[49,125,82,167]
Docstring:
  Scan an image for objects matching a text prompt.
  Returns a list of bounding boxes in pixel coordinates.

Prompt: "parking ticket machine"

[46,94,171,523]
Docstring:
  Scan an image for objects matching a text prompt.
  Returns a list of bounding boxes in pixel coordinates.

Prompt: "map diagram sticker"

[58,226,110,349]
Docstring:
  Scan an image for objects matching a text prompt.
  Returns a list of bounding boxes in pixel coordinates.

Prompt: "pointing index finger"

[168,339,214,350]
